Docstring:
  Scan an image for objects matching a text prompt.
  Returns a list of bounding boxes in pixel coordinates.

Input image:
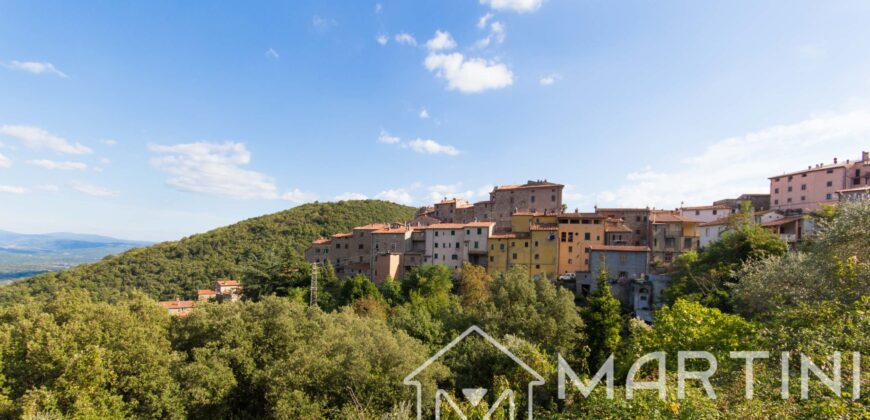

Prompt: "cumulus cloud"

[70,181,119,197]
[478,13,494,29]
[539,73,560,86]
[27,159,88,170]
[3,60,67,77]
[148,141,314,201]
[404,138,460,156]
[378,130,401,144]
[583,109,870,210]
[265,48,279,60]
[426,30,457,51]
[282,189,318,203]
[0,185,25,194]
[376,34,389,45]
[0,152,10,168]
[480,0,543,13]
[426,183,476,202]
[375,188,415,205]
[394,32,417,46]
[335,192,368,201]
[419,108,430,119]
[424,52,513,93]
[0,125,92,154]
[475,21,507,49]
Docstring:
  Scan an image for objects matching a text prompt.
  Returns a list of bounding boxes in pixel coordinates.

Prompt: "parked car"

[558,272,576,281]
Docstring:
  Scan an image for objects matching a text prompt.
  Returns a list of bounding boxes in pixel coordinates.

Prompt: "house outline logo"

[403,325,546,419]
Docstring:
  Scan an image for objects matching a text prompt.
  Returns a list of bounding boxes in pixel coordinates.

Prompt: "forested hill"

[0,200,416,304]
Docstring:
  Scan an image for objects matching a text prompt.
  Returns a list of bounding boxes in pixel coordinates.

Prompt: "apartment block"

[594,207,652,246]
[649,211,700,267]
[424,222,496,271]
[769,151,869,211]
[604,217,633,245]
[487,213,559,280]
[556,212,605,275]
[489,180,563,229]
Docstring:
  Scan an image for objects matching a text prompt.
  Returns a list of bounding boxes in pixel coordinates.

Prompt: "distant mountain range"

[0,230,151,281]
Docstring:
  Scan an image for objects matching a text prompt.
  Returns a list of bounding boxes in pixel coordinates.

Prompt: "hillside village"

[156,150,869,319]
[301,150,870,321]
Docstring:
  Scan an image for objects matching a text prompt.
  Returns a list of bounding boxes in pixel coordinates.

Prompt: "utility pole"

[309,262,318,307]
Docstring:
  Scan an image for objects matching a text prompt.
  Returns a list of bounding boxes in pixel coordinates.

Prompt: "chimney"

[834,157,838,164]
[863,151,869,162]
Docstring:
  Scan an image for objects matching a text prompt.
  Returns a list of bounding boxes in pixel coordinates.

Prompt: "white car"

[558,272,576,281]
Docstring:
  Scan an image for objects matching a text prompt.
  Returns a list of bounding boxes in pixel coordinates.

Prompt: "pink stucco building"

[769,151,869,211]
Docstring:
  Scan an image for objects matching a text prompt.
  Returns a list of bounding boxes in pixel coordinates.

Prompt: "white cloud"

[0,185,25,194]
[148,141,289,200]
[404,138,460,156]
[378,130,401,144]
[27,159,88,171]
[426,30,457,51]
[375,188,415,205]
[475,37,492,49]
[394,32,417,46]
[584,109,870,210]
[376,34,389,45]
[475,21,507,49]
[281,189,318,203]
[424,52,513,93]
[335,192,368,201]
[426,183,476,202]
[3,60,67,78]
[265,48,279,60]
[312,15,338,32]
[100,139,118,146]
[419,108,430,119]
[480,0,543,13]
[539,73,560,86]
[70,181,119,197]
[478,13,494,29]
[0,152,10,168]
[0,125,92,154]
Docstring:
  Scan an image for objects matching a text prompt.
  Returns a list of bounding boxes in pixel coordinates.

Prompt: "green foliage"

[582,263,622,372]
[662,222,787,311]
[0,200,416,304]
[339,274,384,306]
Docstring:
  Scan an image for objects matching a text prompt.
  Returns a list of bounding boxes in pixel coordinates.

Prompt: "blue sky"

[2,0,870,241]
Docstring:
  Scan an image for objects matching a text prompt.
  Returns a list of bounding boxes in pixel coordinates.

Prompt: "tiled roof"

[837,186,870,193]
[595,207,651,213]
[604,221,633,233]
[588,245,651,252]
[699,216,733,227]
[651,212,702,224]
[558,212,604,219]
[197,289,216,295]
[354,223,389,230]
[312,238,332,245]
[216,280,240,287]
[465,221,496,227]
[332,233,353,238]
[761,215,803,227]
[494,181,563,191]
[680,204,731,211]
[423,223,467,229]
[159,300,197,309]
[372,226,410,234]
[769,162,848,179]
[513,211,558,216]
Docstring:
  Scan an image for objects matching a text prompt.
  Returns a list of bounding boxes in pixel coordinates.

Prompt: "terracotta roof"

[423,223,467,229]
[761,215,803,227]
[159,300,197,310]
[216,280,240,287]
[595,208,651,213]
[372,226,410,234]
[354,223,389,231]
[588,245,651,252]
[769,162,849,179]
[558,212,604,219]
[699,216,732,227]
[312,238,332,245]
[651,212,702,224]
[837,186,870,193]
[197,289,216,295]
[494,181,564,191]
[604,221,633,233]
[680,204,731,211]
[513,211,558,216]
[332,232,353,238]
[474,200,493,205]
[465,221,496,227]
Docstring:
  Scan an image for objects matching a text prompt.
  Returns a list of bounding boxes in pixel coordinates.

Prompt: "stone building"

[488,180,564,229]
[594,207,652,246]
[649,211,700,267]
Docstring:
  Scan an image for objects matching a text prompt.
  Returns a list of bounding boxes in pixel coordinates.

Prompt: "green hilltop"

[0,200,416,304]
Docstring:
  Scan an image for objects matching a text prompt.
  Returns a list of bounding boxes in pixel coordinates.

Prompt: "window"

[434,253,438,259]
[774,199,779,205]
[551,195,556,202]
[568,246,573,252]
[524,242,529,248]
[531,195,536,203]
[535,264,541,269]
[455,242,460,248]
[787,198,792,203]
[636,216,641,222]
[788,186,793,192]
[712,210,718,215]
[474,241,479,249]
[827,181,833,187]
[512,253,517,260]
[451,230,456,236]
[451,254,458,260]
[490,256,494,262]
[534,253,539,260]
[568,232,574,241]
[800,196,805,201]
[827,169,834,174]
[788,176,793,181]
[826,193,832,200]
[695,210,700,215]
[584,232,591,240]
[561,232,567,242]
[466,229,470,235]
[435,243,439,248]
[775,188,779,193]
[477,228,482,234]
[358,244,364,250]
[801,184,806,191]
[534,241,539,247]
[499,244,505,251]
[435,231,439,237]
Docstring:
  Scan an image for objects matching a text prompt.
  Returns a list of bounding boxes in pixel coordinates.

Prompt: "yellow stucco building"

[556,212,605,275]
[487,212,559,280]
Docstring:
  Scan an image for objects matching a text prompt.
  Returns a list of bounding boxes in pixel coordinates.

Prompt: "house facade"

[556,212,605,275]
[769,151,869,211]
[649,211,700,266]
[678,204,735,223]
[594,207,652,246]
